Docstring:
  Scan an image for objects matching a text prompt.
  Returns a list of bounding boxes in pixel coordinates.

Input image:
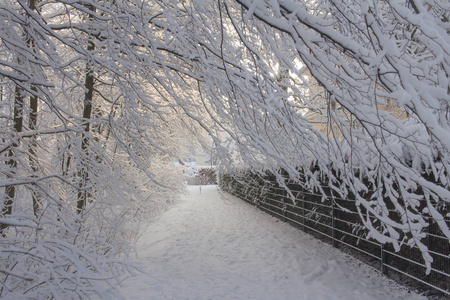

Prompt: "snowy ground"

[119,185,426,300]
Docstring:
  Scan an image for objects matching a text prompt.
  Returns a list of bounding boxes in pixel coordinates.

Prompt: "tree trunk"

[77,5,96,214]
[29,87,40,217]
[1,86,24,235]
[28,0,41,217]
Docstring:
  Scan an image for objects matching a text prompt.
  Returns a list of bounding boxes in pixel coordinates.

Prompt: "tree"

[0,0,448,297]
[154,0,449,273]
[0,0,192,297]
[216,0,450,273]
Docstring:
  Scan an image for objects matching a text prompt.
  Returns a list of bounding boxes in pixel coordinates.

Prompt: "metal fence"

[219,173,450,298]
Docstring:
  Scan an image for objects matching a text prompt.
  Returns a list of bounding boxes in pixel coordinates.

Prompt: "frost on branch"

[0,0,448,297]
[204,0,450,273]
[0,0,189,297]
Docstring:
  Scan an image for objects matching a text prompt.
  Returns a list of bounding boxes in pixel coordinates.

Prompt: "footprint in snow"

[304,262,330,285]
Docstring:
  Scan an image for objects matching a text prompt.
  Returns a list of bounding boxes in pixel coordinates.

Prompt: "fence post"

[332,195,337,248]
[381,243,388,275]
[302,191,306,232]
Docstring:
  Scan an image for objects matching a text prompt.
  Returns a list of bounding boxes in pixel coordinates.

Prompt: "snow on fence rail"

[219,172,450,298]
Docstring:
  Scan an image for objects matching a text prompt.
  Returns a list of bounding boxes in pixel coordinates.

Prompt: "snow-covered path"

[120,185,425,300]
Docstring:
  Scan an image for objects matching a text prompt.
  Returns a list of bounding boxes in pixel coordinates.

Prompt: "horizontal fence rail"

[219,173,450,298]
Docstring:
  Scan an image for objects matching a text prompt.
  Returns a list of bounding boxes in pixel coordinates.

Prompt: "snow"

[119,185,426,300]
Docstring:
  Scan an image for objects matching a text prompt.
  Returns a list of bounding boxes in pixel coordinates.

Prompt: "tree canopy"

[0,0,448,297]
